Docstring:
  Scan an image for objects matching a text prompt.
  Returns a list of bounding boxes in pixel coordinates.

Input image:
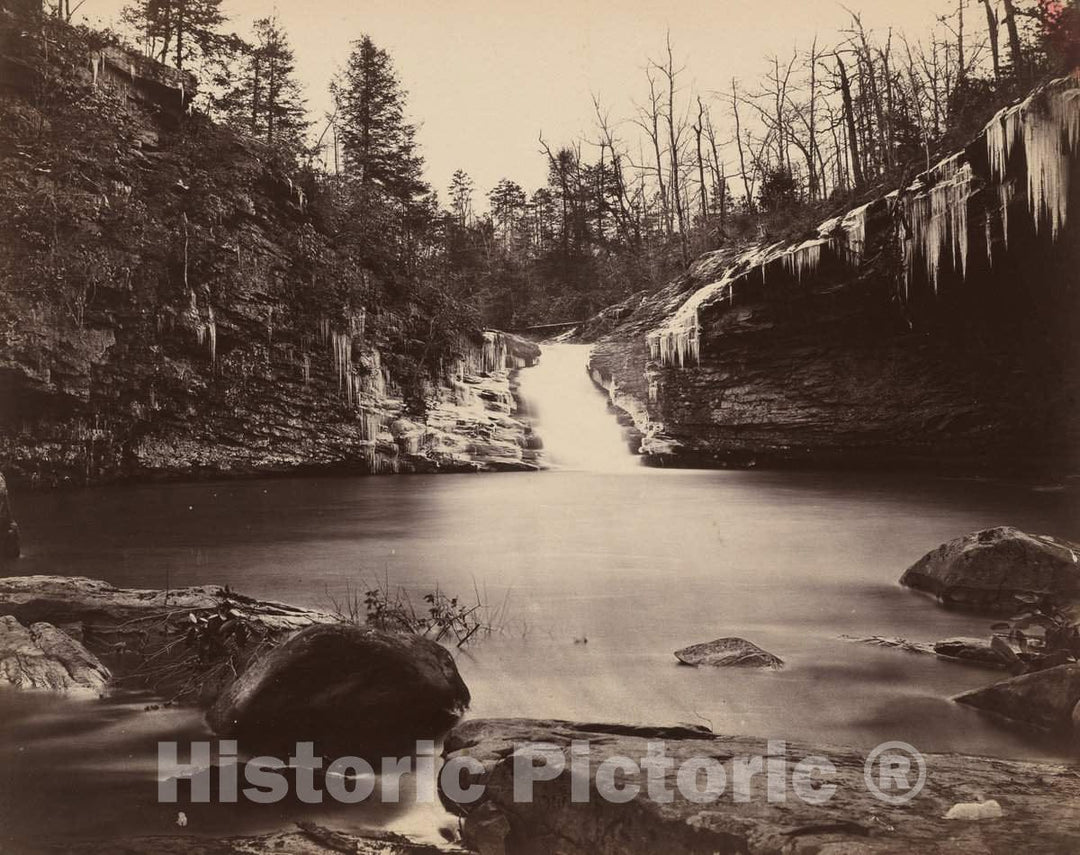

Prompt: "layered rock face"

[0,17,541,486]
[586,77,1080,475]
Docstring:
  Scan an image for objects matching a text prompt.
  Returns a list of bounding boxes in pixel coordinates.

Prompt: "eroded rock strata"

[0,19,541,486]
[585,77,1080,475]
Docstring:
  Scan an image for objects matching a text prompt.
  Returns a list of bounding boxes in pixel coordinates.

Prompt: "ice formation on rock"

[901,153,974,292]
[985,80,1080,239]
[784,239,827,281]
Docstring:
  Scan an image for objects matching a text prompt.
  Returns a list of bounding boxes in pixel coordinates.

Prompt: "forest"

[18,0,1080,330]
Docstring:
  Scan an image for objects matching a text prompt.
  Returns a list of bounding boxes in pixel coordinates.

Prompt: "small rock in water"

[944,799,1003,821]
[176,811,188,827]
[674,637,783,669]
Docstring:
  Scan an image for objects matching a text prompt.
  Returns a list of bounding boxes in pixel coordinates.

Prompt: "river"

[1,343,1078,846]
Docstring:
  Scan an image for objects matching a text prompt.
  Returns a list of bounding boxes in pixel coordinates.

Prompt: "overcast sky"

[84,0,954,203]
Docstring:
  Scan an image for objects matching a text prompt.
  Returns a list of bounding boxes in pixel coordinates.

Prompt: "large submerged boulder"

[208,622,471,757]
[674,637,783,668]
[440,718,1080,854]
[955,663,1080,733]
[0,473,20,559]
[0,614,109,692]
[900,527,1080,613]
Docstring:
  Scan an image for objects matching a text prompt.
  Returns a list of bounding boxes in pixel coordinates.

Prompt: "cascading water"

[517,343,640,472]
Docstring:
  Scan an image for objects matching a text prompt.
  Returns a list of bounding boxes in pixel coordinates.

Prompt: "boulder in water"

[900,526,1080,613]
[933,637,1011,669]
[208,622,471,757]
[0,614,109,692]
[674,637,783,668]
[955,663,1080,732]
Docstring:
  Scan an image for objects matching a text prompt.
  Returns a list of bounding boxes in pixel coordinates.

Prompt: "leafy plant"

[328,575,508,648]
[990,594,1080,674]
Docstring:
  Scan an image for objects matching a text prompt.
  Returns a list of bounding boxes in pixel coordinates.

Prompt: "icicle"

[998,182,1015,249]
[901,154,974,292]
[302,353,311,385]
[90,53,100,87]
[985,102,1024,183]
[1024,87,1080,239]
[129,63,136,83]
[783,240,825,282]
[840,202,871,260]
[179,81,185,107]
[206,305,216,365]
[649,274,732,367]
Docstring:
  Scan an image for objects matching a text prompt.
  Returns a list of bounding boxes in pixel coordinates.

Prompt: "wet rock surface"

[207,622,471,757]
[441,718,1080,854]
[674,636,783,668]
[955,663,1080,733]
[900,526,1080,613]
[0,614,110,692]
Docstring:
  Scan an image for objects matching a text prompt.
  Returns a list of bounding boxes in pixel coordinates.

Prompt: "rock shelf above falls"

[586,75,1080,475]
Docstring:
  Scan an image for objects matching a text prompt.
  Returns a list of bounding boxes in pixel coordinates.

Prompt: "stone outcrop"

[583,77,1080,476]
[0,471,18,559]
[441,718,1080,854]
[207,622,471,757]
[956,663,1080,733]
[0,575,332,700]
[0,613,109,692]
[932,637,1011,668]
[0,15,541,486]
[674,637,783,668]
[900,526,1080,613]
[29,822,469,855]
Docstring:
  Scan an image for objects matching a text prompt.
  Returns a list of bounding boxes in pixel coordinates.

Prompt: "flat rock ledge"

[440,718,1080,854]
[0,575,334,700]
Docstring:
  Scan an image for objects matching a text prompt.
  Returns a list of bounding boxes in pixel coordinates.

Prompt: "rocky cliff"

[586,75,1080,476]
[0,14,541,486]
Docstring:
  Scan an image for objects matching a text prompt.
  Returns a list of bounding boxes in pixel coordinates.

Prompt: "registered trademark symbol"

[864,741,926,805]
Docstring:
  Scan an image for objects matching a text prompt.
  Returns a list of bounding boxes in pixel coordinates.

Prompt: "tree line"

[34,0,1080,329]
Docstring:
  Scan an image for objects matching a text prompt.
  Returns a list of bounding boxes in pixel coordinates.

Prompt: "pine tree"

[123,0,230,72]
[448,169,474,227]
[218,16,308,151]
[332,35,425,202]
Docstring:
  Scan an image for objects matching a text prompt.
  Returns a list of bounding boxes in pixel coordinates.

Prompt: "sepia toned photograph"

[0,0,1079,852]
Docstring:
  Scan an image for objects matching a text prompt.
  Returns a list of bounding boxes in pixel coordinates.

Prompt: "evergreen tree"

[217,16,308,151]
[332,35,425,202]
[448,169,474,227]
[123,0,231,72]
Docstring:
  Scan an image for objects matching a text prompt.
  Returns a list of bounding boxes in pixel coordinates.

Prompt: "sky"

[83,0,955,203]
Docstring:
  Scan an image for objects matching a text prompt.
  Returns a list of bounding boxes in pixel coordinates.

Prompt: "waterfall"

[516,344,639,472]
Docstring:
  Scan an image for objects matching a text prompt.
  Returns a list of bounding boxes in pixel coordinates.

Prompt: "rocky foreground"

[3,523,1080,853]
[440,718,1080,855]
